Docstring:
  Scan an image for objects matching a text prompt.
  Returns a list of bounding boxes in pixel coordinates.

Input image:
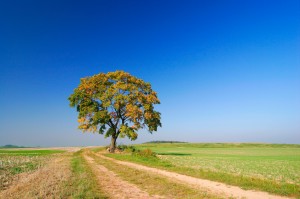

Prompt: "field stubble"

[0,154,49,190]
[140,144,300,185]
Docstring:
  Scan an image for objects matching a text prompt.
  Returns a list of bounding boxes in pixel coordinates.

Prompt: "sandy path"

[96,153,291,199]
[84,153,161,199]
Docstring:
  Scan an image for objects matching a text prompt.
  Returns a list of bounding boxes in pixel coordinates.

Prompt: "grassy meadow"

[107,143,300,197]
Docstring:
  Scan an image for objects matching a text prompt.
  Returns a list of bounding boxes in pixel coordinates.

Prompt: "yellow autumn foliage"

[68,70,161,144]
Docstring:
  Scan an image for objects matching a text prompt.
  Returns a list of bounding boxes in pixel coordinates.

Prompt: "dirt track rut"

[84,153,160,199]
[96,153,291,199]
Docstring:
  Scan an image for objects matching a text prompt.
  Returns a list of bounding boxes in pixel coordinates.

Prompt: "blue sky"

[0,0,299,146]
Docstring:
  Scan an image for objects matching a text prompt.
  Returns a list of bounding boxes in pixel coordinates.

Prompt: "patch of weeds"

[133,148,157,158]
[117,144,137,153]
[10,166,22,174]
[10,162,38,175]
[118,145,157,158]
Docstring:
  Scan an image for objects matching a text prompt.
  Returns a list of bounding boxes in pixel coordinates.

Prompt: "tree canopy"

[68,70,161,152]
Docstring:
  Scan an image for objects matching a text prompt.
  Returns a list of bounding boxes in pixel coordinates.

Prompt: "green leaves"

[98,125,106,134]
[68,70,161,142]
[105,128,115,138]
[119,124,138,140]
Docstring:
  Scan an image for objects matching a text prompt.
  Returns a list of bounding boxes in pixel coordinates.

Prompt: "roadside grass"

[64,150,108,199]
[89,151,222,199]
[106,143,300,198]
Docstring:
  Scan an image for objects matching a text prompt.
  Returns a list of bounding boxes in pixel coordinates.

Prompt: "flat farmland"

[1,144,299,198]
[137,143,300,184]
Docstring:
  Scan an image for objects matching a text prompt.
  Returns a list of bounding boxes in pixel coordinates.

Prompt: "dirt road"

[95,152,291,199]
[83,153,161,199]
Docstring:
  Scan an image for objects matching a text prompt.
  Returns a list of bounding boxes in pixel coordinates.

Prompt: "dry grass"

[1,149,108,199]
[0,155,72,199]
[0,155,48,191]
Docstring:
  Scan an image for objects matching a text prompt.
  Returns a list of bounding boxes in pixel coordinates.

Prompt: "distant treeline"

[0,144,27,148]
[144,141,188,144]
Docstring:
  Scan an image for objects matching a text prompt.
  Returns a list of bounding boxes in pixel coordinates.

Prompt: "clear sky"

[0,0,299,147]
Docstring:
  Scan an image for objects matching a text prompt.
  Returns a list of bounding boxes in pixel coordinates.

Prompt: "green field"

[108,143,300,197]
[0,149,64,156]
[137,143,300,184]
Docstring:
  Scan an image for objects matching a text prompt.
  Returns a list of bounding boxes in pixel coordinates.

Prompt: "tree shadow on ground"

[157,153,191,156]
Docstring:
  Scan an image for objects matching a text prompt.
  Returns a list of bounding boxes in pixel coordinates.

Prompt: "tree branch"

[108,119,115,130]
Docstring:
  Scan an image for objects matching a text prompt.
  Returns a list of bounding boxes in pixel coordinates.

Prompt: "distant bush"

[0,145,27,148]
[117,144,126,151]
[133,148,157,158]
[116,145,156,158]
[117,144,136,153]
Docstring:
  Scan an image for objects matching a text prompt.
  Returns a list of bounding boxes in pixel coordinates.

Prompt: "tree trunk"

[109,136,117,153]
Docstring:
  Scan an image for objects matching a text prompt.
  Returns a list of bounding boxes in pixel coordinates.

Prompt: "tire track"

[96,153,291,199]
[83,152,161,199]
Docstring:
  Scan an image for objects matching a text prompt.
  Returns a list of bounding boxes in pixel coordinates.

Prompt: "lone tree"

[68,70,161,152]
